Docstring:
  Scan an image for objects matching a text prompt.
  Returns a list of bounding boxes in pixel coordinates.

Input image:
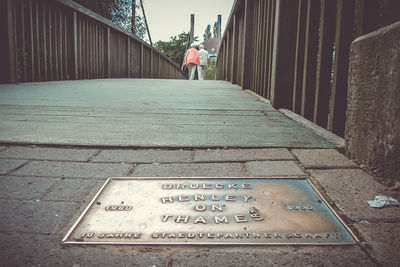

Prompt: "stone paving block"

[193,148,295,162]
[245,161,306,177]
[292,149,357,168]
[354,221,400,266]
[0,176,59,200]
[0,200,77,234]
[0,146,99,161]
[93,149,192,163]
[309,169,400,221]
[0,146,6,152]
[0,159,27,175]
[43,178,101,202]
[171,246,375,267]
[355,221,400,266]
[12,161,132,179]
[0,234,375,267]
[0,232,169,267]
[132,162,246,177]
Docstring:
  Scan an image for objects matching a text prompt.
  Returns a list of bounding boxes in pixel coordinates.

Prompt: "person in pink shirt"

[184,43,200,80]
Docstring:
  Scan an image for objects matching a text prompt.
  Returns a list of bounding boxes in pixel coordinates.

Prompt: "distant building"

[202,38,218,62]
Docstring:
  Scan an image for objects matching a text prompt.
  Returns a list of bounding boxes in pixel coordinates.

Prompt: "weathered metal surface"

[62,177,357,245]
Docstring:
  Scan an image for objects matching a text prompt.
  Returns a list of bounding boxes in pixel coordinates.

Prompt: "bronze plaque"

[62,178,358,245]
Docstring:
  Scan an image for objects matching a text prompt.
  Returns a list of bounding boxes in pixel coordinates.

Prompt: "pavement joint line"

[0,142,330,150]
[127,164,137,176]
[2,158,99,163]
[241,162,250,177]
[3,174,109,180]
[358,243,381,266]
[302,166,360,170]
[0,196,85,204]
[88,159,300,165]
[86,150,103,162]
[4,160,30,176]
[40,178,64,201]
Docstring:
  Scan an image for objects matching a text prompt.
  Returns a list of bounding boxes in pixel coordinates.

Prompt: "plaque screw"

[96,201,101,205]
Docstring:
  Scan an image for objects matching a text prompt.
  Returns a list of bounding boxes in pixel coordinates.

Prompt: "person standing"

[198,44,209,80]
[184,43,200,80]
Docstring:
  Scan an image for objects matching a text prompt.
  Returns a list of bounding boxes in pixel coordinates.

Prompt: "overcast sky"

[140,0,235,43]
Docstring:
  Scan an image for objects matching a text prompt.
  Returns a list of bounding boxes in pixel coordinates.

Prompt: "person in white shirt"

[198,45,209,80]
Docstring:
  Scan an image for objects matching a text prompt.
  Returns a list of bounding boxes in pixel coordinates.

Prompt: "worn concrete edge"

[0,141,332,150]
[244,90,271,104]
[353,21,400,44]
[278,109,345,149]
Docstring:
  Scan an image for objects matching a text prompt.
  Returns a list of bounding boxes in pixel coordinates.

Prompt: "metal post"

[131,0,136,34]
[72,11,78,79]
[6,0,16,83]
[190,14,195,44]
[139,0,152,46]
[217,14,222,49]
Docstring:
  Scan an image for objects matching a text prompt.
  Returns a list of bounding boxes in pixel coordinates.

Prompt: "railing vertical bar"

[158,54,161,78]
[29,0,35,81]
[261,0,268,98]
[241,0,253,90]
[90,22,94,79]
[328,0,355,136]
[49,6,54,80]
[54,10,60,80]
[98,25,101,77]
[106,27,110,78]
[93,23,96,78]
[270,0,298,109]
[72,11,78,79]
[140,43,144,78]
[254,0,261,94]
[126,37,130,78]
[58,10,63,79]
[150,49,154,78]
[260,0,267,97]
[35,0,41,81]
[42,4,48,81]
[79,16,84,79]
[96,24,99,78]
[82,19,86,79]
[258,0,264,95]
[6,0,16,83]
[250,1,257,92]
[267,0,276,99]
[20,0,27,82]
[300,0,320,120]
[314,0,336,127]
[262,0,270,98]
[292,0,307,114]
[85,20,89,79]
[230,14,237,84]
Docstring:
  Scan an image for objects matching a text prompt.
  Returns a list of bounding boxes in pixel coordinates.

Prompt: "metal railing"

[216,0,400,137]
[1,0,184,83]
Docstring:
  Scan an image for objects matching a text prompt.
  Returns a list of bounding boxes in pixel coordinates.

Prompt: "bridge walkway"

[0,79,397,266]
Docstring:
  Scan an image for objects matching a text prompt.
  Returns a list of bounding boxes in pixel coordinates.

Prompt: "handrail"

[1,0,184,83]
[215,0,400,137]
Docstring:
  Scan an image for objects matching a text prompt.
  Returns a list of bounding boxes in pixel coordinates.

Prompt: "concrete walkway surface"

[0,79,398,266]
[0,79,332,148]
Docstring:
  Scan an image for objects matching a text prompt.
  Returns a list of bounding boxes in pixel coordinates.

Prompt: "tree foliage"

[203,24,212,41]
[73,0,146,39]
[154,32,198,66]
